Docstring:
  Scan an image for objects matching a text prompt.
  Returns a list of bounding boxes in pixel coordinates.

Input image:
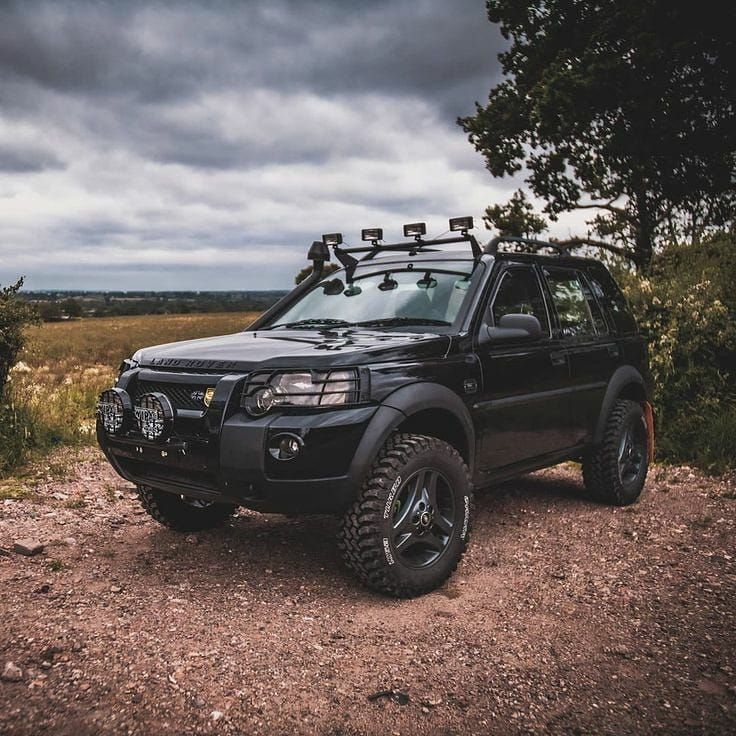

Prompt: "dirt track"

[1,449,734,735]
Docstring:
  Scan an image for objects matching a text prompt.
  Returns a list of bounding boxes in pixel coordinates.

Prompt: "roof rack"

[485,236,569,256]
[325,221,483,282]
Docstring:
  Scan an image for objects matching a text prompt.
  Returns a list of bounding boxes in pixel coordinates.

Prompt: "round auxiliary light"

[245,386,279,417]
[135,392,175,442]
[97,388,133,435]
[268,432,304,461]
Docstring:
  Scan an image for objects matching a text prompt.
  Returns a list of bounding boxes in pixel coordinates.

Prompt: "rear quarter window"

[586,265,638,335]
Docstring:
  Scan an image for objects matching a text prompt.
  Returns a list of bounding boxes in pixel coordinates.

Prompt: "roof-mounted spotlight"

[322,233,343,246]
[449,216,474,233]
[403,222,426,239]
[361,228,383,243]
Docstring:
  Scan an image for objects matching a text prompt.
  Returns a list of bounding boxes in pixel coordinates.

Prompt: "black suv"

[97,219,653,597]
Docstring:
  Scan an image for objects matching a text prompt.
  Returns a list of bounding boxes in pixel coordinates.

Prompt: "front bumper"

[97,368,380,513]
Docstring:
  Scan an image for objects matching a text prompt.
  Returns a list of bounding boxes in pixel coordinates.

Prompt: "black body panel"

[97,250,650,513]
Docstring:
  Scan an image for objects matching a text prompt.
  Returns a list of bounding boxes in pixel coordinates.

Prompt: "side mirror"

[486,313,542,342]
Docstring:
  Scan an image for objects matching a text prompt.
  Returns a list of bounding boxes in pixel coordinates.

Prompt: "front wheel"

[583,399,649,506]
[338,433,473,597]
[137,486,237,532]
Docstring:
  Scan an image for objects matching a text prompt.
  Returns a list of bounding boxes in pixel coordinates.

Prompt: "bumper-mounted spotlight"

[134,392,175,443]
[97,388,133,435]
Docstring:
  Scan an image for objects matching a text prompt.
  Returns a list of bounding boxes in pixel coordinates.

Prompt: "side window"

[579,272,609,335]
[490,267,550,335]
[544,268,595,339]
[587,266,638,334]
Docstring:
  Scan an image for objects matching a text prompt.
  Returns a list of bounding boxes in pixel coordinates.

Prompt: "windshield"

[264,259,481,332]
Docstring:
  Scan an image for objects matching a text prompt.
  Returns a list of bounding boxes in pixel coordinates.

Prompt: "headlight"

[242,369,362,416]
[134,392,175,442]
[97,388,133,435]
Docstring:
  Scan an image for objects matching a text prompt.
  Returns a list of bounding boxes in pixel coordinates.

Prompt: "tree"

[62,298,83,318]
[484,189,547,237]
[460,1,736,269]
[295,263,339,285]
[39,302,62,321]
[0,279,39,393]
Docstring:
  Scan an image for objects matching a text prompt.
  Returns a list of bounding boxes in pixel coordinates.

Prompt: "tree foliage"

[460,1,736,269]
[484,189,547,237]
[0,278,39,394]
[614,232,736,470]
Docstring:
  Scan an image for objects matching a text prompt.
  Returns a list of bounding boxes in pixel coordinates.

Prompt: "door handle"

[550,350,566,366]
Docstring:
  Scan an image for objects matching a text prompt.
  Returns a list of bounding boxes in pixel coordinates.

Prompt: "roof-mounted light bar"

[361,228,383,243]
[449,216,474,233]
[403,222,426,239]
[322,233,343,246]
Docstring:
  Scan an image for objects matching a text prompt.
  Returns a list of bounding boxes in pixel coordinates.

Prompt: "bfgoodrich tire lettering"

[137,486,236,532]
[338,433,473,597]
[583,399,649,506]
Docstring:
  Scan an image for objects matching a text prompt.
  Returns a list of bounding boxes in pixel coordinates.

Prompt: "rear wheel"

[338,433,473,597]
[583,399,649,505]
[137,486,237,532]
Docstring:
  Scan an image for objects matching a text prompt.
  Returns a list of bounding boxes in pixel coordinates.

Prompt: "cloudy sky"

[0,0,583,291]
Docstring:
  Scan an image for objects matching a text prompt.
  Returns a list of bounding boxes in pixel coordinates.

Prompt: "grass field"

[6,312,260,469]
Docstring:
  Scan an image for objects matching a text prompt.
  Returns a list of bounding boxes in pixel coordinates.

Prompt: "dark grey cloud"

[0,1,501,115]
[0,142,64,172]
[0,1,568,291]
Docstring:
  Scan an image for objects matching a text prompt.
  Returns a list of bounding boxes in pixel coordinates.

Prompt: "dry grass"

[5,312,260,470]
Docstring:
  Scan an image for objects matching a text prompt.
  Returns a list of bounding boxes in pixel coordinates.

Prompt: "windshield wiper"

[355,317,451,328]
[265,318,354,330]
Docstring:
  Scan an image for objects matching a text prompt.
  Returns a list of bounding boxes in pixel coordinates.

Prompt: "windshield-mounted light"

[241,369,362,416]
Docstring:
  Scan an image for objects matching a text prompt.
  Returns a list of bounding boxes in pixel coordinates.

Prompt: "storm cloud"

[0,0,584,290]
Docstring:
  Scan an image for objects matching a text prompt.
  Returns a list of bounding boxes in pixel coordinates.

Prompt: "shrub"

[616,233,736,472]
[0,279,40,472]
[0,279,39,393]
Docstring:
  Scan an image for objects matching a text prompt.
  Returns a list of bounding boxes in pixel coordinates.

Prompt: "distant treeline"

[21,291,286,321]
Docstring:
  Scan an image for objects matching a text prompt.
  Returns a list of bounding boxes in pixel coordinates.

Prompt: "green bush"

[0,278,40,472]
[616,233,736,472]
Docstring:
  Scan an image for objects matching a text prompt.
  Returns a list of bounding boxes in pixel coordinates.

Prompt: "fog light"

[268,433,304,461]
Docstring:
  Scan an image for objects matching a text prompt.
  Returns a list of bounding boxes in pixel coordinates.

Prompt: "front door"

[474,263,573,471]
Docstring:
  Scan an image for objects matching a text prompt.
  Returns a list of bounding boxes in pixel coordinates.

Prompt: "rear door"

[542,266,622,445]
[474,262,573,470]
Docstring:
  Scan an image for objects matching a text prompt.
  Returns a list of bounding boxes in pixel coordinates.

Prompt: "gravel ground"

[0,449,734,736]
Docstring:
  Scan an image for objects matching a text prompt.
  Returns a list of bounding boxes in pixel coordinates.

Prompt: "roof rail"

[485,236,569,256]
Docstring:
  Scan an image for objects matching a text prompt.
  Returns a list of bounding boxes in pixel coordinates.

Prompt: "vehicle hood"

[134,328,451,372]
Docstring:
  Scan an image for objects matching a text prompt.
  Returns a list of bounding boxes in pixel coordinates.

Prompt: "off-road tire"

[583,399,649,506]
[137,486,237,532]
[338,433,473,598]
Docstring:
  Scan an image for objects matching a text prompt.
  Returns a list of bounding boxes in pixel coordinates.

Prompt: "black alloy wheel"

[583,399,649,506]
[390,468,456,569]
[339,433,473,597]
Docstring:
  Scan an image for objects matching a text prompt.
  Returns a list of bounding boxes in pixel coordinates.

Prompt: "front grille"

[134,380,210,411]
